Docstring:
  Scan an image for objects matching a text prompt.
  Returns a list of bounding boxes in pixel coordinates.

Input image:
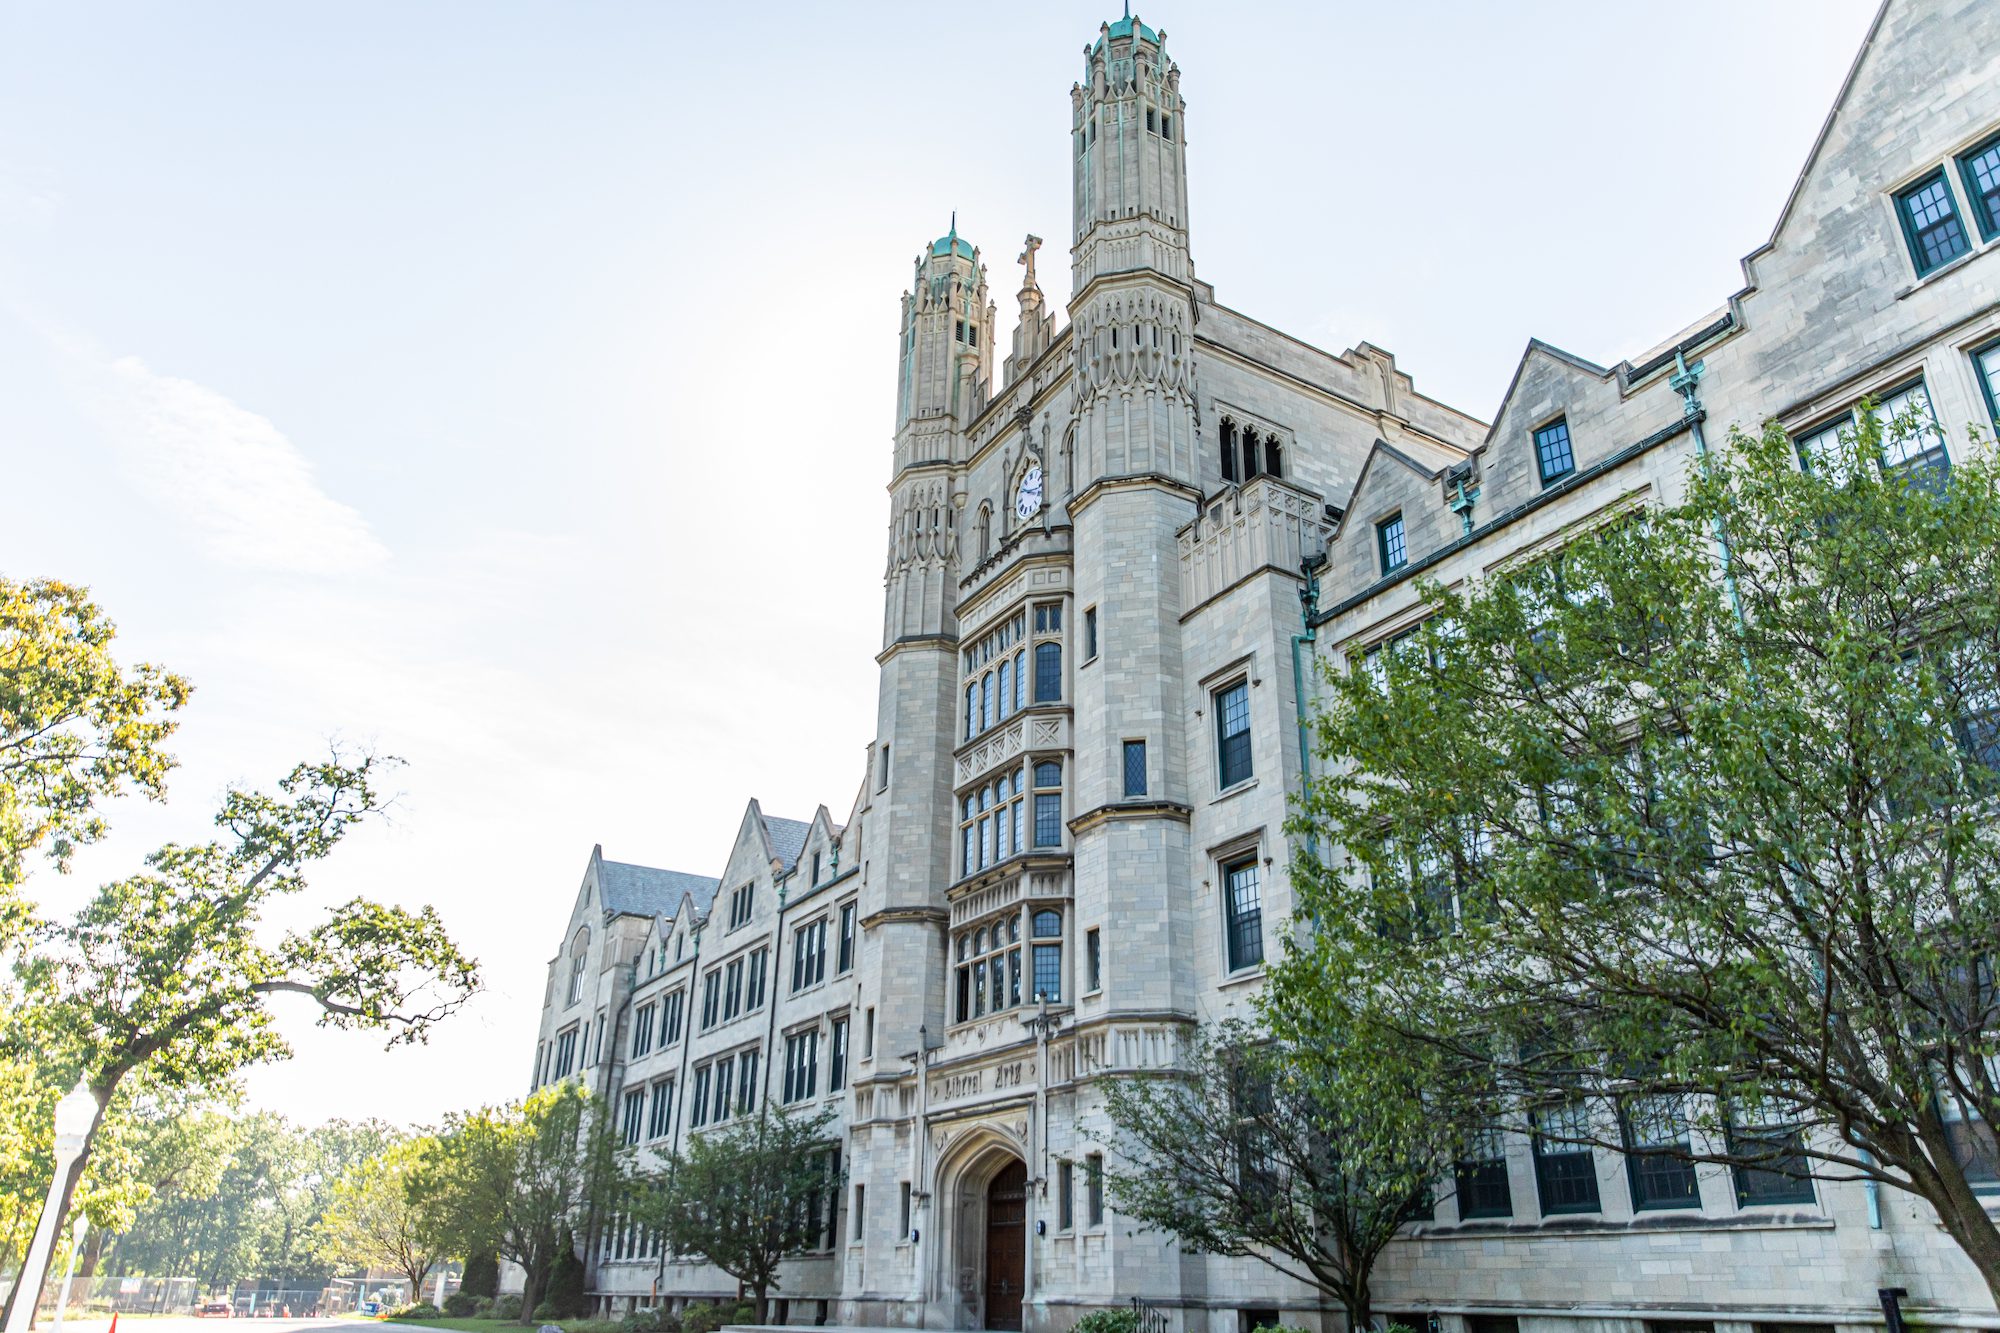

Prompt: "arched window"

[1266,436,1284,479]
[1033,761,1063,848]
[997,658,1013,720]
[1013,649,1027,712]
[978,504,992,559]
[1220,419,1238,483]
[1031,910,1064,1003]
[1242,427,1261,480]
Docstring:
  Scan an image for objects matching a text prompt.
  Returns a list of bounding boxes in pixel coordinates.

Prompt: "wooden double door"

[983,1160,1027,1331]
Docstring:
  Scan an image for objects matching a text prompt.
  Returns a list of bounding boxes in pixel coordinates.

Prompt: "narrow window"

[1530,1101,1602,1214]
[1146,107,1156,133]
[830,1015,850,1091]
[1974,340,2000,433]
[1160,114,1172,141]
[737,1049,758,1115]
[1534,418,1575,486]
[837,901,857,974]
[864,1007,876,1059]
[1085,927,1101,992]
[854,1183,866,1236]
[1220,419,1238,483]
[1223,857,1264,971]
[1031,909,1063,1002]
[1897,169,1970,275]
[997,659,1012,720]
[1033,760,1063,848]
[899,1182,913,1238]
[1377,513,1407,574]
[1057,1160,1074,1230]
[1215,680,1252,788]
[1122,739,1148,797]
[1961,133,2000,242]
[1084,607,1098,661]
[690,1065,711,1128]
[811,851,821,885]
[1265,436,1283,478]
[1241,427,1260,479]
[648,1080,673,1139]
[1086,1153,1105,1226]
[711,1058,733,1122]
[1034,642,1062,702]
[878,743,890,791]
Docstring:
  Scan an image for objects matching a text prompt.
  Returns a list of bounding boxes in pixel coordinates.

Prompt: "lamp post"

[48,1214,87,1333]
[4,1082,98,1333]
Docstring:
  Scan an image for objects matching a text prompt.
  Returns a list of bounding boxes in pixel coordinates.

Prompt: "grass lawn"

[386,1319,623,1333]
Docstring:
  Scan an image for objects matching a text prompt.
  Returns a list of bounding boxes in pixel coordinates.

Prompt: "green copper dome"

[931,234,976,261]
[1094,13,1158,48]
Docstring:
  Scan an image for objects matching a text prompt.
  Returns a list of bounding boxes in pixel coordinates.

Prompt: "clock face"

[1015,464,1044,520]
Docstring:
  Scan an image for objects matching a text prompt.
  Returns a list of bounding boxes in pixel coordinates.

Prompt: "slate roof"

[598,858,719,919]
[765,817,812,873]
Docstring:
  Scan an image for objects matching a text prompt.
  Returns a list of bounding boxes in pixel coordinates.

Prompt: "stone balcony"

[1177,473,1333,616]
[953,706,1068,788]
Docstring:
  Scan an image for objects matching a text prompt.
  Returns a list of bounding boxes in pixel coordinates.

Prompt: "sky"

[0,0,1883,1127]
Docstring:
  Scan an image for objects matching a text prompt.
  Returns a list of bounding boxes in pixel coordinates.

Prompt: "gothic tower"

[866,225,992,1065]
[1067,13,1200,1018]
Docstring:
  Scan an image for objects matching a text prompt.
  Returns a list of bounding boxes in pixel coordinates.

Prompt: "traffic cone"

[108,1316,118,1333]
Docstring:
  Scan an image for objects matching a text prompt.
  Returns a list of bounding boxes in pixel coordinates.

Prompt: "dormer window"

[1534,418,1576,487]
[1377,513,1407,575]
[1960,134,2000,241]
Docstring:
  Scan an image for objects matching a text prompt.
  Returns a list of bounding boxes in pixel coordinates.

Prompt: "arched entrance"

[983,1160,1027,1331]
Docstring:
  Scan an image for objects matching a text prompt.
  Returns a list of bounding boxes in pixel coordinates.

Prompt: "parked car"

[195,1302,233,1318]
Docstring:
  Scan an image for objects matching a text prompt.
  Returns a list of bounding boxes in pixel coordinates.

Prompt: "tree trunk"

[518,1260,541,1327]
[0,1092,106,1331]
[1930,1180,2000,1310]
[753,1284,768,1323]
[1344,1272,1374,1333]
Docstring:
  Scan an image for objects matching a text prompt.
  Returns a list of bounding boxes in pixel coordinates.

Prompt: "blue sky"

[0,0,1881,1125]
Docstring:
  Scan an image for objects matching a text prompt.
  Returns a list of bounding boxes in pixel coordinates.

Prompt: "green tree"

[0,577,190,940]
[322,1136,451,1292]
[1,751,479,1324]
[1103,1015,1484,1329]
[422,1084,619,1326]
[632,1103,839,1322]
[1278,409,2000,1303]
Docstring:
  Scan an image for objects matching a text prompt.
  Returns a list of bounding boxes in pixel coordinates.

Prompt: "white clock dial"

[1015,464,1045,520]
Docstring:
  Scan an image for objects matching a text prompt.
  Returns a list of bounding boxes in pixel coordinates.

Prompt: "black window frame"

[1896,167,1972,276]
[1453,1127,1514,1219]
[1620,1096,1702,1211]
[1534,418,1576,486]
[836,901,857,974]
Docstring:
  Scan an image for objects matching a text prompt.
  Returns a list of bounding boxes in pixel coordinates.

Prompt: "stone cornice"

[1067,800,1194,836]
[876,634,957,666]
[858,904,949,931]
[1066,471,1202,520]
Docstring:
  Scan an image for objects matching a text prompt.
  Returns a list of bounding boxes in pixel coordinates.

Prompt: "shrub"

[680,1304,725,1333]
[460,1251,501,1300]
[442,1292,480,1317]
[623,1308,681,1333]
[493,1294,524,1320]
[1071,1312,1139,1333]
[540,1232,591,1319]
[392,1302,440,1320]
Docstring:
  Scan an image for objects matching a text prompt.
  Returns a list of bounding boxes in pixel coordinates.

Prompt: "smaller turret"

[894,218,996,449]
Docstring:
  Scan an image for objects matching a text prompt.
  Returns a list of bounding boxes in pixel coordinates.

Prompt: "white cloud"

[88,351,388,575]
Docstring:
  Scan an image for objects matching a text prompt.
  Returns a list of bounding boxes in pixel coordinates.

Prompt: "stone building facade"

[526,2,2000,1330]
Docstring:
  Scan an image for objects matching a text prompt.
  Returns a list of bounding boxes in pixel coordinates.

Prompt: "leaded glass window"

[1033,761,1063,848]
[1454,1126,1513,1218]
[1875,380,1951,483]
[1530,1101,1601,1214]
[1897,170,1970,275]
[1035,641,1062,702]
[959,768,1026,876]
[1534,418,1575,485]
[1621,1096,1700,1210]
[1728,1099,1818,1205]
[953,913,1024,1022]
[1122,739,1147,797]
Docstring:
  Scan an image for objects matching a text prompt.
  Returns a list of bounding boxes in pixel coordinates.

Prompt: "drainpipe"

[1669,351,1746,631]
[760,875,792,1106]
[1292,555,1324,854]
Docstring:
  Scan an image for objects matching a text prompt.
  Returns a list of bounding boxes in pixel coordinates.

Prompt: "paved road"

[44,1312,368,1320]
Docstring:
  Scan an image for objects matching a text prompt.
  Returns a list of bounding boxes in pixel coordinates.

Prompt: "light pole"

[4,1082,97,1333]
[49,1214,87,1333]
